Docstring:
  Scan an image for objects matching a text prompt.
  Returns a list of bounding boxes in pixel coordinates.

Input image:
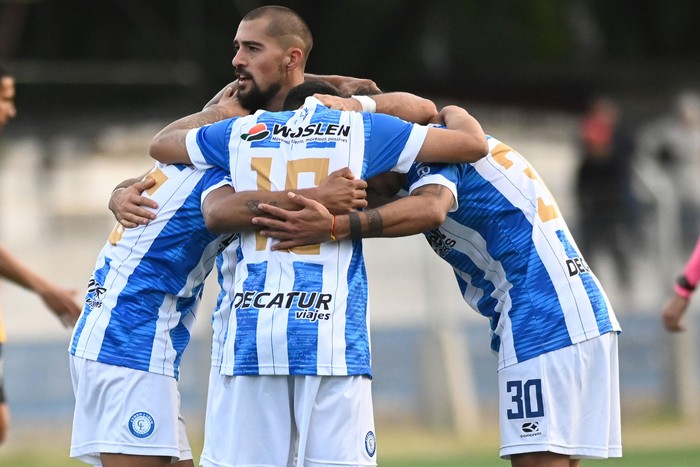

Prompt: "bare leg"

[0,402,9,446]
[511,451,580,467]
[101,453,195,467]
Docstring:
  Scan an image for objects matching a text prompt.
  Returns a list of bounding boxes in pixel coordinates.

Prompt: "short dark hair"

[283,80,342,110]
[243,6,313,65]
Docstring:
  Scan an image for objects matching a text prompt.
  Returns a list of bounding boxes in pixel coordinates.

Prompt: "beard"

[238,78,283,112]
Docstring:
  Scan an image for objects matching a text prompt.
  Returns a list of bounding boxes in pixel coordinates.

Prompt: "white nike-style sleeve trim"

[393,124,429,173]
[186,128,214,170]
[408,173,459,212]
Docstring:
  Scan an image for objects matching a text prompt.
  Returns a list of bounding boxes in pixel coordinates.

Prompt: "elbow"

[421,100,439,125]
[149,133,166,163]
[422,199,449,230]
[459,134,489,163]
[473,135,490,161]
[149,130,185,164]
[203,205,228,234]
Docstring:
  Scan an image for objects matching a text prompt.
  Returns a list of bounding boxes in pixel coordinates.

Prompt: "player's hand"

[662,293,690,332]
[38,283,82,328]
[330,76,381,96]
[253,192,333,250]
[109,178,158,228]
[316,167,367,214]
[314,94,363,111]
[203,80,239,110]
[217,87,249,117]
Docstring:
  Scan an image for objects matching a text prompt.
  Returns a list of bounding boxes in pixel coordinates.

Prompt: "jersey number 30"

[506,379,544,419]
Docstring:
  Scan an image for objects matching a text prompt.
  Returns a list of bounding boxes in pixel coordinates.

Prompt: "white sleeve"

[408,173,459,212]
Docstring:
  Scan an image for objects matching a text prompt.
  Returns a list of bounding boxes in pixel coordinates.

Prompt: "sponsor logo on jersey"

[425,228,456,257]
[218,233,240,254]
[128,411,155,438]
[365,431,376,457]
[241,123,271,142]
[415,162,432,177]
[519,421,542,438]
[566,255,591,277]
[232,291,333,321]
[271,122,350,140]
[85,276,107,310]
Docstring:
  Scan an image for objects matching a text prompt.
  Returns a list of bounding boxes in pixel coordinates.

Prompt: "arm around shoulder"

[417,105,488,164]
[150,87,249,165]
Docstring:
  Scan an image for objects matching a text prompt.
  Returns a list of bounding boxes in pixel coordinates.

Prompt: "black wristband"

[348,212,362,240]
[677,274,696,292]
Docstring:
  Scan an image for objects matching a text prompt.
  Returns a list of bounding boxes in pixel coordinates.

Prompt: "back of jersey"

[410,136,621,370]
[70,163,229,379]
[215,97,428,377]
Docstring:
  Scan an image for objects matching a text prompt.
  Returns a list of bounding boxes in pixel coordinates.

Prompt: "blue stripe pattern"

[287,261,323,373]
[556,230,613,335]
[418,162,574,362]
[97,185,219,372]
[233,262,267,373]
[345,241,371,376]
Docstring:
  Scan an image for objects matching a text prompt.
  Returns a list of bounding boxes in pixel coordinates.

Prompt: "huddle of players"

[68,5,621,467]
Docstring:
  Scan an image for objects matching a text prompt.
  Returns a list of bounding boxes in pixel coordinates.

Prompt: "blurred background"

[2,0,700,464]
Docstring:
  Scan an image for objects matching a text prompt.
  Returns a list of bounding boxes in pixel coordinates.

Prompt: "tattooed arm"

[252,183,454,250]
[149,86,249,165]
[203,168,367,233]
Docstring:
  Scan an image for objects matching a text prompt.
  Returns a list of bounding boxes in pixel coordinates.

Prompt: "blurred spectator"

[637,91,700,250]
[575,95,638,291]
[662,233,700,332]
[0,62,81,447]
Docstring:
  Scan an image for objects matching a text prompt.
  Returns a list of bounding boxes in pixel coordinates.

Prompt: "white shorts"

[201,371,376,467]
[69,355,192,465]
[498,332,621,459]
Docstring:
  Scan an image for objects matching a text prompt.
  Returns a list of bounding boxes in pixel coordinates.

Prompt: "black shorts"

[0,344,5,404]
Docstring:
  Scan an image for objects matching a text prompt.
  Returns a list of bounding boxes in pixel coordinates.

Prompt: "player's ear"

[285,48,303,70]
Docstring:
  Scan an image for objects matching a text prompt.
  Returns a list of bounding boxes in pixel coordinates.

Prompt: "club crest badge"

[128,411,155,438]
[365,430,376,457]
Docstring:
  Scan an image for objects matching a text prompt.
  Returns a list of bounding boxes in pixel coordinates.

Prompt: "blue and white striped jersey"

[69,163,232,379]
[186,96,429,376]
[406,136,621,370]
[210,241,239,368]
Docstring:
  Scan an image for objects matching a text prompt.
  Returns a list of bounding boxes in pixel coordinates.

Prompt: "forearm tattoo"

[246,199,278,216]
[174,107,232,130]
[246,200,263,215]
[366,210,383,237]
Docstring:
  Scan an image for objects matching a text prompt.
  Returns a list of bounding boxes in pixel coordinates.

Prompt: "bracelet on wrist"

[674,283,693,299]
[348,212,362,240]
[676,274,696,293]
[329,216,337,242]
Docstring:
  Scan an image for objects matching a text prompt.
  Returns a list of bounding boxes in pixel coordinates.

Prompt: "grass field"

[1,416,699,466]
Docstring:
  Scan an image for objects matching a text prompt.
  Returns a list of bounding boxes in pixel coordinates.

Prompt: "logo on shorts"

[365,431,376,457]
[520,421,541,438]
[128,411,155,438]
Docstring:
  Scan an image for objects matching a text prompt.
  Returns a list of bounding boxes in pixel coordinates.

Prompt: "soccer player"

[252,99,623,467]
[148,68,488,464]
[0,62,82,447]
[662,235,700,332]
[68,160,237,466]
[71,156,364,467]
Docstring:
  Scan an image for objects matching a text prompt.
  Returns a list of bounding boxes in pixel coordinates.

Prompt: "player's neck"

[267,76,305,112]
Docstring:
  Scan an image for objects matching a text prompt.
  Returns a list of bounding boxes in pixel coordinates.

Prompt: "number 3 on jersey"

[491,143,561,223]
[251,156,330,255]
